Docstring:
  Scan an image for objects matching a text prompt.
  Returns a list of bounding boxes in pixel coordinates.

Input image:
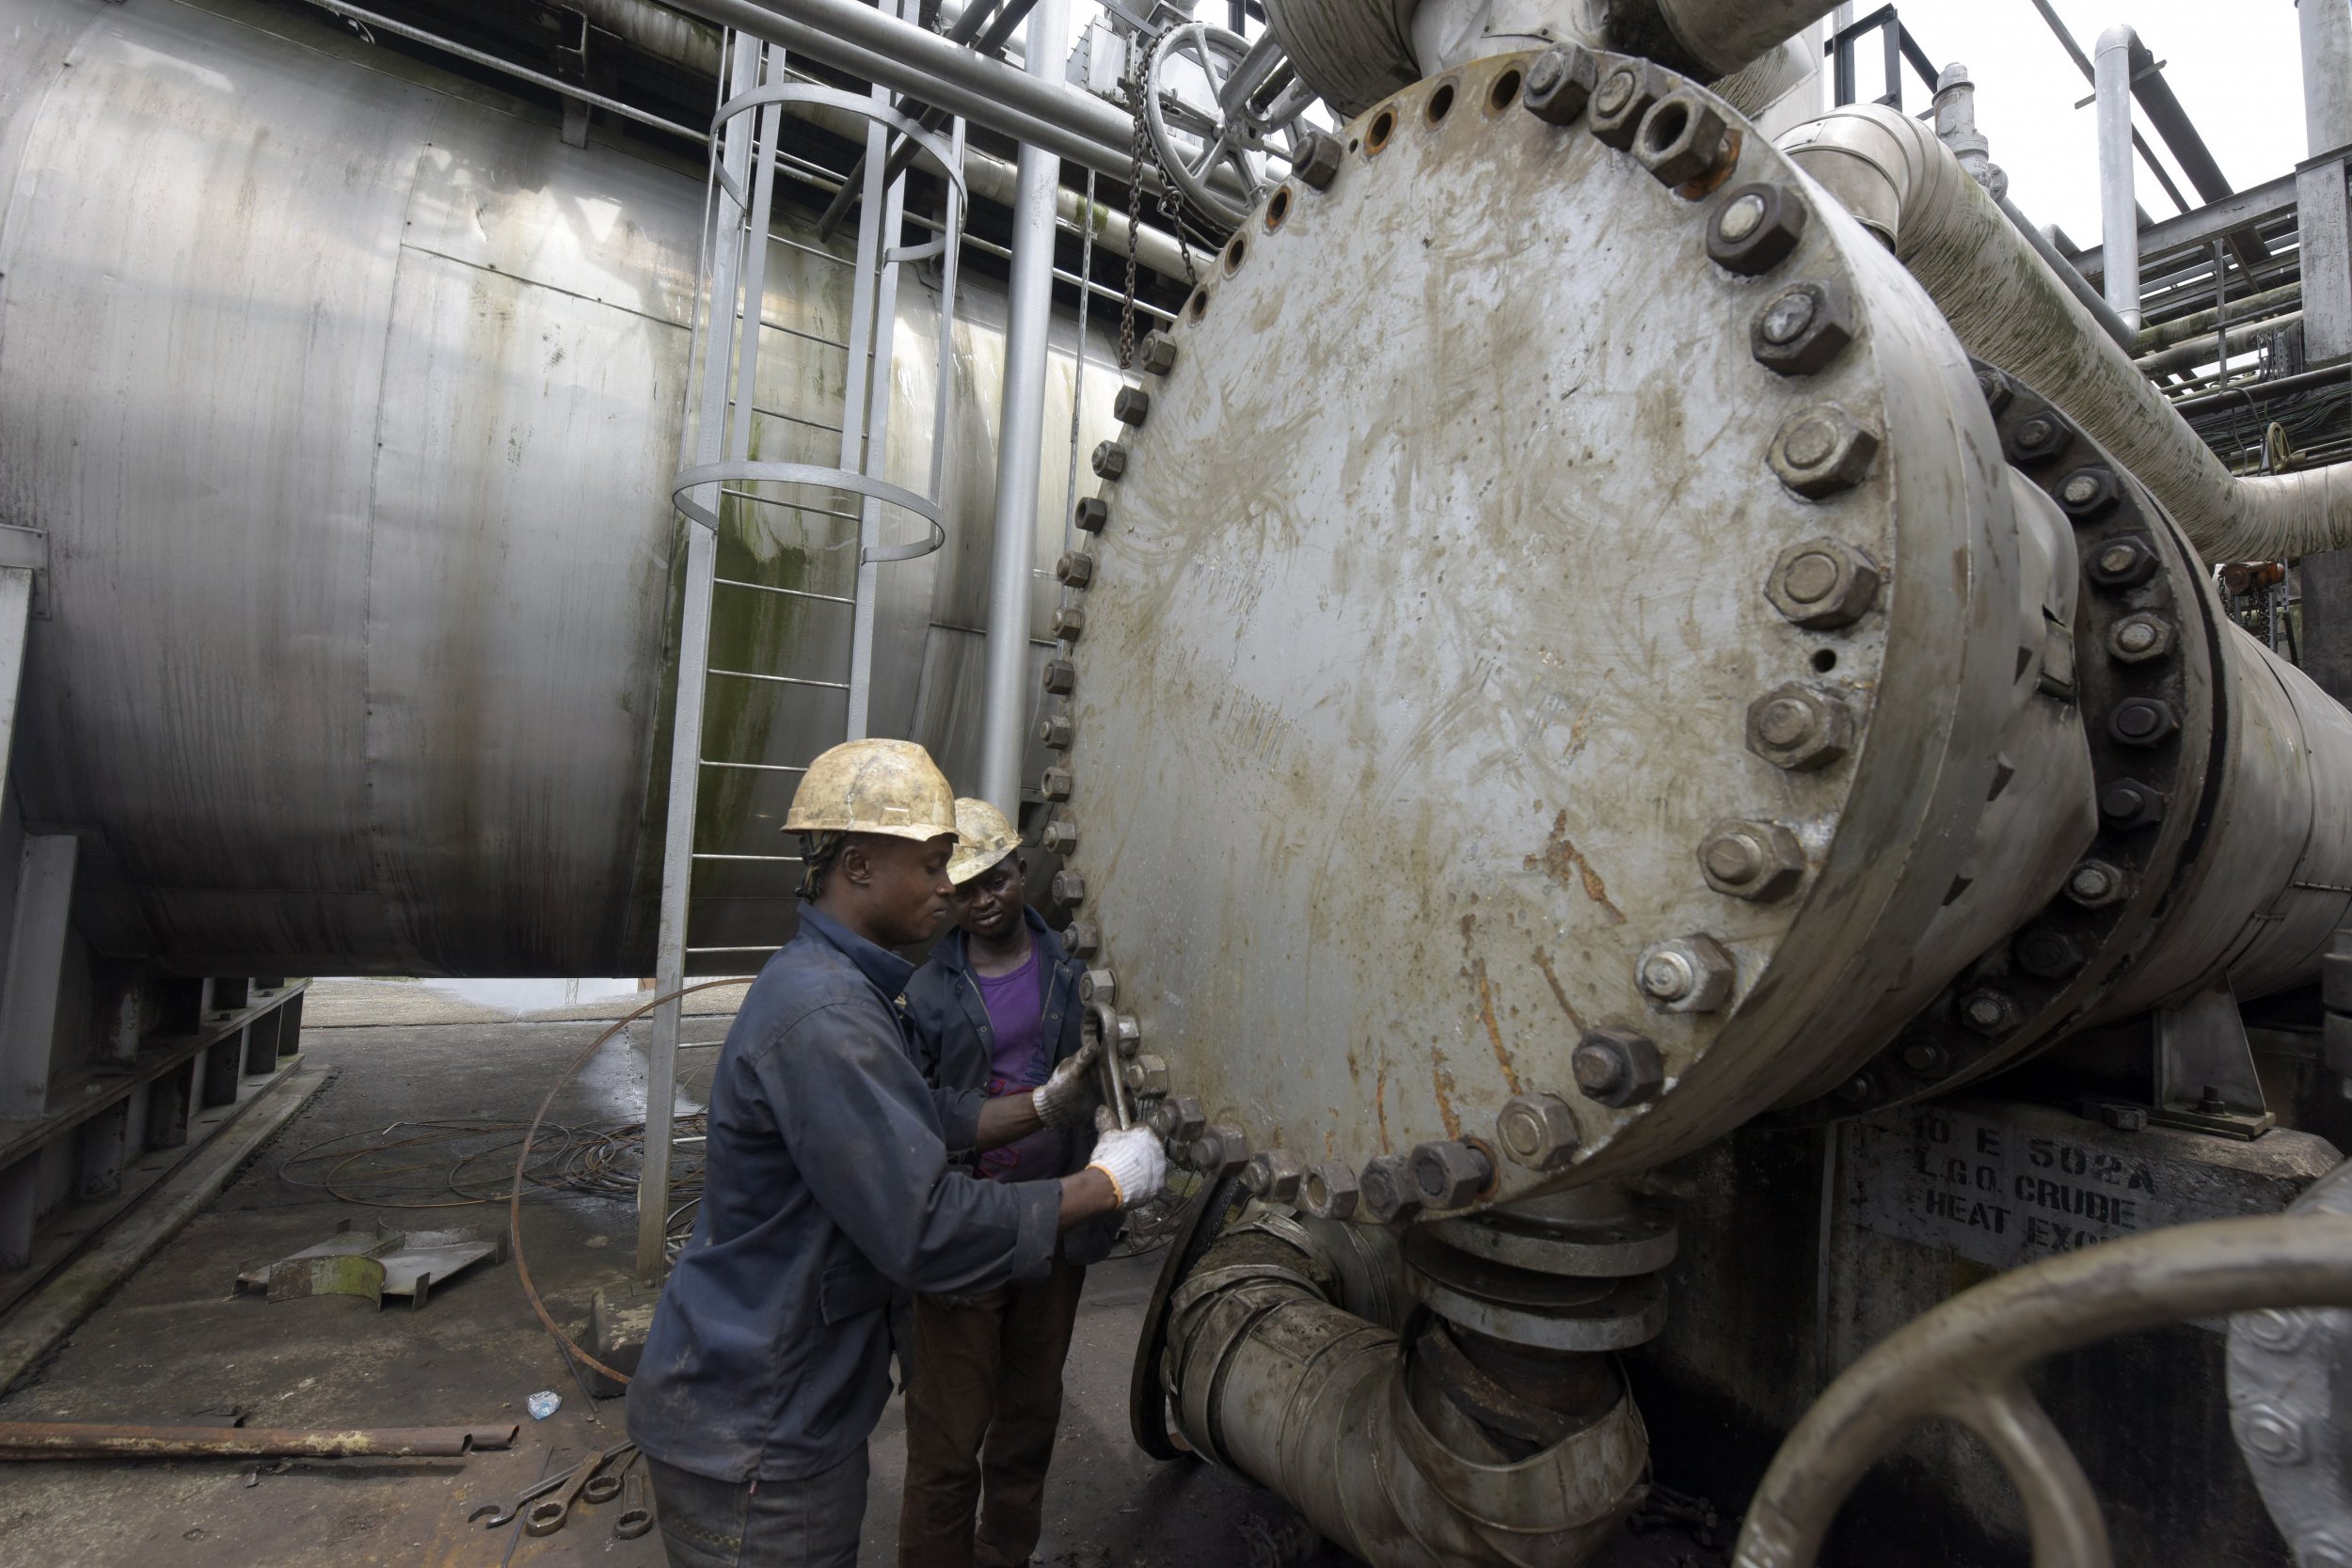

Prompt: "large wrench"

[525,1439,635,1537]
[468,1459,575,1528]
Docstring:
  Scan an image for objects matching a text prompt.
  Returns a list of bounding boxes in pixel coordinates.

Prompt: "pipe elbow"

[1778,103,1937,250]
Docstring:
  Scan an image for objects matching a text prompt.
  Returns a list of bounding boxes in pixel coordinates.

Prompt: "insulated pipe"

[1780,103,2352,561]
[2095,26,2142,334]
[1617,0,1845,78]
[978,0,1066,817]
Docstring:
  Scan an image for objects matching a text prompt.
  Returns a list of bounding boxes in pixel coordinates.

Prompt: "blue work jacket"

[905,908,1119,1267]
[626,906,1061,1482]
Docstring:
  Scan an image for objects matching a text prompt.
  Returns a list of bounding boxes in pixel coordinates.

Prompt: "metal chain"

[1120,27,1155,372]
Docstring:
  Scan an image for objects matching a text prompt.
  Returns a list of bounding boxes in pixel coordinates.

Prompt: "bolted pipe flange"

[1409,1140,1494,1210]
[1636,934,1735,1012]
[1746,682,1855,771]
[2064,858,2131,909]
[1091,440,1129,481]
[1113,386,1150,426]
[1056,551,1095,587]
[2097,776,2165,830]
[1194,1124,1250,1178]
[1767,536,1882,629]
[2013,925,2084,979]
[1300,1159,1360,1220]
[1038,709,1073,749]
[1633,92,1730,188]
[1958,988,2021,1037]
[1573,1027,1664,1108]
[2107,612,2172,663]
[2086,534,2158,589]
[1359,1153,1421,1223]
[1587,62,1660,150]
[1063,917,1100,957]
[1708,182,1808,276]
[1040,766,1073,801]
[2056,465,2120,519]
[1698,817,1806,901]
[1242,1147,1306,1203]
[1750,282,1855,377]
[1495,1092,1581,1171]
[2004,409,2073,464]
[1769,404,1881,499]
[1049,606,1086,642]
[2108,696,2180,748]
[1073,496,1109,533]
[1522,42,1599,126]
[1041,817,1079,853]
[1050,868,1085,905]
[1079,966,1115,1003]
[1123,1053,1169,1098]
[1041,658,1076,695]
[1293,129,1343,190]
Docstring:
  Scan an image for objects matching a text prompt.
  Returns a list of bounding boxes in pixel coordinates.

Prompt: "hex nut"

[1746,682,1856,771]
[1147,1099,1178,1136]
[1041,818,1079,853]
[1409,1140,1495,1210]
[1698,817,1806,901]
[1039,710,1074,749]
[1958,989,2022,1037]
[1041,658,1075,695]
[1708,182,1808,275]
[1495,1092,1581,1171]
[1977,368,2014,412]
[1113,386,1151,426]
[1633,92,1730,187]
[1124,1053,1170,1098]
[1041,766,1073,801]
[2057,466,2120,518]
[1767,536,1883,629]
[1195,1124,1250,1178]
[1750,282,1856,377]
[1064,917,1101,957]
[1294,129,1343,189]
[1636,934,1736,1013]
[1091,440,1129,480]
[2086,534,2158,589]
[1359,1153,1421,1223]
[2013,925,2083,979]
[1056,551,1095,587]
[1300,1160,1360,1220]
[1573,1027,1664,1108]
[1522,43,1600,126]
[2065,859,2130,909]
[2108,696,2179,748]
[1769,404,1882,499]
[1074,496,1109,532]
[1836,1073,1876,1103]
[1243,1148,1306,1203]
[1587,64,1659,150]
[1899,1037,1949,1077]
[2006,410,2072,464]
[1165,1094,1207,1143]
[2097,778,2164,830]
[1049,868,1085,905]
[1079,966,1115,1003]
[2107,612,2172,663]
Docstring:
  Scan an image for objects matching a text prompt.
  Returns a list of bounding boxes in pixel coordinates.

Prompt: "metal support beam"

[0,837,75,1126]
[2095,27,2143,336]
[978,0,1067,817]
[2300,152,2352,364]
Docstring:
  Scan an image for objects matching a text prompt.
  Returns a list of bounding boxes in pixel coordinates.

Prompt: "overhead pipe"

[978,0,1067,817]
[2095,25,2143,334]
[1781,103,2352,562]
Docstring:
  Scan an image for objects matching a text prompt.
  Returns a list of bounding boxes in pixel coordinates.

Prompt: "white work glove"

[1085,1105,1167,1210]
[1031,1036,1102,1129]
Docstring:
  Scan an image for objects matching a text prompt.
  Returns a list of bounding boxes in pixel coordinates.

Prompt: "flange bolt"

[1300,1160,1360,1220]
[1359,1153,1421,1223]
[1495,1092,1581,1170]
[1750,282,1856,376]
[1194,1124,1250,1178]
[2065,859,2130,909]
[1091,440,1129,480]
[1041,818,1079,853]
[1900,1038,1948,1077]
[1293,130,1343,190]
[1697,817,1806,901]
[1523,43,1600,126]
[2108,696,2179,747]
[1745,682,1855,771]
[1409,1141,1494,1210]
[1768,536,1882,628]
[1242,1148,1306,1203]
[1588,64,1659,150]
[1770,405,1881,499]
[1708,182,1808,276]
[1959,989,2021,1037]
[1573,1027,1664,1108]
[1064,917,1100,957]
[1049,868,1085,905]
[2107,613,2172,663]
[1636,934,1735,1012]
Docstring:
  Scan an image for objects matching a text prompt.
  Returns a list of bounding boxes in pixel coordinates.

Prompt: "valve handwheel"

[1734,1213,2352,1568]
[1143,22,1309,229]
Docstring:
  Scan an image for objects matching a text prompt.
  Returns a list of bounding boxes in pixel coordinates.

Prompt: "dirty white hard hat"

[946,797,1021,886]
[784,738,960,843]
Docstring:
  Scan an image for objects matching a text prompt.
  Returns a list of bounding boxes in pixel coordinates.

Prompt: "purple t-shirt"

[973,942,1061,1183]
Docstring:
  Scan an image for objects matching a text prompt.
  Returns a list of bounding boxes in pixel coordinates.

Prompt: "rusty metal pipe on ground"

[0,1421,518,1459]
[1778,103,2352,562]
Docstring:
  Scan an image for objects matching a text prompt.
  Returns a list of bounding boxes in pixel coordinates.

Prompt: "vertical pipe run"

[640,36,763,1282]
[2095,26,2142,335]
[2304,0,2352,157]
[977,0,1068,816]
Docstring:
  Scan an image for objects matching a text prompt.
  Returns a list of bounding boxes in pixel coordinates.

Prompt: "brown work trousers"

[896,1256,1087,1568]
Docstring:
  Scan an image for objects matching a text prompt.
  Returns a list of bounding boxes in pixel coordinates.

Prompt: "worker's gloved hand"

[1085,1105,1167,1209]
[1031,1036,1102,1128]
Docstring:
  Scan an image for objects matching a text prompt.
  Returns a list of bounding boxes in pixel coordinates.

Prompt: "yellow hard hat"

[784,738,959,843]
[946,798,1021,885]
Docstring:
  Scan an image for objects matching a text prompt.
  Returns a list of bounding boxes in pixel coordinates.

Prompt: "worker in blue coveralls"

[627,738,1167,1568]
[895,798,1122,1568]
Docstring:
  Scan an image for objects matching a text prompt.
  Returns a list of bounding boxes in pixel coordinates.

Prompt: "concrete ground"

[0,989,1723,1568]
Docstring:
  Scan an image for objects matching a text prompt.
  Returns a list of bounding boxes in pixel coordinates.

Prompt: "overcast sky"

[1863,1,2312,246]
